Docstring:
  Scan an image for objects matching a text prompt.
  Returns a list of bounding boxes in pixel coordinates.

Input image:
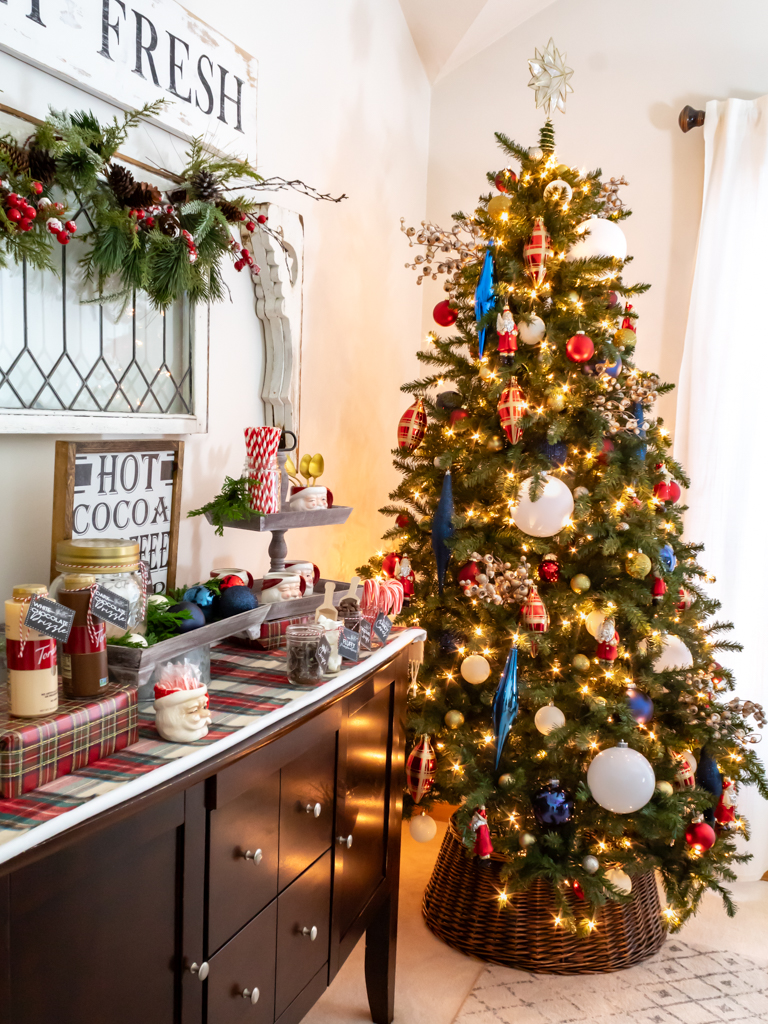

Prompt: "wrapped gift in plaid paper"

[0,682,138,799]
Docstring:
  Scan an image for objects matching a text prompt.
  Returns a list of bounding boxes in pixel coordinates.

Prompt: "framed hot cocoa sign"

[50,440,184,593]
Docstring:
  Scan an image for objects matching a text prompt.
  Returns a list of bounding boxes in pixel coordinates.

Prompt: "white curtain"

[675,97,768,879]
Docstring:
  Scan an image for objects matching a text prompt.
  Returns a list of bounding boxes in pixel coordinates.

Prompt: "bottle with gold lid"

[57,575,109,699]
[5,584,59,718]
[50,538,147,637]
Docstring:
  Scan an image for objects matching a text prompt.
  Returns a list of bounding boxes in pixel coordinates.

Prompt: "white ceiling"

[398,0,559,83]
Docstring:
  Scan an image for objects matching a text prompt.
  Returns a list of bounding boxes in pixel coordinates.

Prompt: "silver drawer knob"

[337,834,353,849]
[242,987,260,1005]
[240,848,263,864]
[302,925,318,941]
[189,961,209,981]
[305,802,322,818]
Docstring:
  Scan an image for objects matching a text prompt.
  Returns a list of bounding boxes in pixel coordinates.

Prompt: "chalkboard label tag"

[91,586,131,630]
[316,635,331,673]
[24,597,75,643]
[359,618,373,650]
[339,627,360,661]
[373,613,393,644]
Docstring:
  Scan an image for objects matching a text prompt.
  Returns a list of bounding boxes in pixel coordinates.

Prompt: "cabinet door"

[208,769,280,955]
[9,795,183,1024]
[335,685,391,938]
[207,901,276,1024]
[275,850,331,1018]
[278,734,335,890]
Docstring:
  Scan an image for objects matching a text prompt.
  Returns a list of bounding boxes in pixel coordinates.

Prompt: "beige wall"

[0,1,429,596]
[425,0,768,431]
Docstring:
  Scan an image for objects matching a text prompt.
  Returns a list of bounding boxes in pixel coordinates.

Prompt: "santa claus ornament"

[154,661,212,743]
[398,398,427,452]
[497,378,526,443]
[470,806,494,859]
[496,303,518,364]
[523,216,552,286]
[715,777,737,829]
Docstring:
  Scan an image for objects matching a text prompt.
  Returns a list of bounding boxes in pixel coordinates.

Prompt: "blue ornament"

[492,643,519,770]
[539,441,568,468]
[439,629,467,655]
[634,400,647,461]
[626,687,654,725]
[168,600,206,633]
[659,543,677,572]
[183,584,216,621]
[595,354,622,378]
[695,745,723,826]
[431,470,454,594]
[531,779,574,828]
[474,247,495,357]
[218,585,258,618]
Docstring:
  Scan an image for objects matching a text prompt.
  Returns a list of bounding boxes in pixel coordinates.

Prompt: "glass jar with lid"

[285,624,325,685]
[50,538,147,637]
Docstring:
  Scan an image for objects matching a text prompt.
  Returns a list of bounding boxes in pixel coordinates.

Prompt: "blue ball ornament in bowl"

[659,543,677,572]
[168,601,206,633]
[218,585,258,618]
[183,584,216,621]
[531,779,574,828]
[626,687,654,725]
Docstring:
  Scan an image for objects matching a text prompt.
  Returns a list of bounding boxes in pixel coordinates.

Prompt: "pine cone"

[130,181,163,208]
[0,139,30,175]
[216,199,242,223]
[167,188,188,205]
[157,212,179,237]
[191,169,220,202]
[28,144,56,184]
[107,164,137,203]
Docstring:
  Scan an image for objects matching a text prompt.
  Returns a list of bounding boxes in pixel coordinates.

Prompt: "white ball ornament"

[582,855,600,875]
[409,812,437,843]
[528,146,544,160]
[460,654,491,684]
[565,215,628,267]
[510,475,574,538]
[586,610,606,638]
[587,741,655,814]
[126,633,149,647]
[517,314,547,346]
[543,178,573,202]
[653,634,693,672]
[605,868,632,895]
[534,705,566,735]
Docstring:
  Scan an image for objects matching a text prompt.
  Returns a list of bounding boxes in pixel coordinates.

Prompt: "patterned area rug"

[453,940,768,1024]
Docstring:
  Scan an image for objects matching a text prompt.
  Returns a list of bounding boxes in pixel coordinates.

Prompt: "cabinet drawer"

[208,770,280,954]
[275,850,331,1017]
[278,734,335,890]
[207,901,277,1024]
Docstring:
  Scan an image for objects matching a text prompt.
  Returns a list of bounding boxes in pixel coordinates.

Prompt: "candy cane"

[362,578,381,617]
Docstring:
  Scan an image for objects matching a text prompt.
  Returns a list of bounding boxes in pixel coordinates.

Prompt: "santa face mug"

[260,572,305,604]
[154,686,212,743]
[289,486,329,512]
[284,560,320,596]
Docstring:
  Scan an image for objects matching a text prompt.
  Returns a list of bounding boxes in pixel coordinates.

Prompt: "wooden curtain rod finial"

[679,105,706,132]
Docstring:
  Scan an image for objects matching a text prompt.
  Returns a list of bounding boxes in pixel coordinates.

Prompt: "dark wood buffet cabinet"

[0,644,412,1024]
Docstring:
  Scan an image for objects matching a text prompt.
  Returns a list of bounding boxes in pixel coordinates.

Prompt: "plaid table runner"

[0,637,388,846]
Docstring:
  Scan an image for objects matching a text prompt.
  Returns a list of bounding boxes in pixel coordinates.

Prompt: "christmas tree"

[360,48,768,935]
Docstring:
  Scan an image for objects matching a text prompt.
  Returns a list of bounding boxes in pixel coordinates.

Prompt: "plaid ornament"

[519,585,550,633]
[497,378,526,443]
[398,398,427,452]
[523,216,552,286]
[406,734,436,804]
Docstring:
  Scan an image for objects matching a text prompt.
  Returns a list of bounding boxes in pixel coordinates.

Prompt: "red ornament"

[22,205,36,219]
[685,821,716,853]
[398,398,427,452]
[449,408,469,429]
[607,290,620,308]
[57,232,69,244]
[395,514,410,529]
[539,553,560,584]
[494,168,517,193]
[597,438,614,464]
[497,377,526,444]
[653,481,672,502]
[523,216,552,286]
[572,879,586,900]
[30,181,43,195]
[596,630,619,662]
[520,585,549,633]
[566,333,595,363]
[19,218,32,232]
[257,214,268,224]
[621,304,636,332]
[458,561,480,587]
[381,552,401,578]
[6,208,21,223]
[6,194,20,207]
[406,735,436,803]
[667,480,681,503]
[433,300,458,327]
[651,576,667,601]
[65,221,77,234]
[677,588,694,611]
[246,220,256,231]
[234,259,244,271]
[470,806,494,859]
[219,574,246,590]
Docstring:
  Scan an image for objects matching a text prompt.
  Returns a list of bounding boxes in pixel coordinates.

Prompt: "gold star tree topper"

[528,39,574,116]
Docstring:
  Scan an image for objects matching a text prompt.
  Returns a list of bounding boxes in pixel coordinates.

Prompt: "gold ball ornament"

[499,773,514,788]
[655,781,674,797]
[487,194,512,219]
[444,710,465,729]
[519,832,536,848]
[605,868,632,895]
[615,328,636,347]
[570,574,591,594]
[478,364,493,381]
[460,654,491,684]
[547,392,566,412]
[625,551,652,579]
[567,290,580,303]
[486,434,504,452]
[572,653,591,673]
